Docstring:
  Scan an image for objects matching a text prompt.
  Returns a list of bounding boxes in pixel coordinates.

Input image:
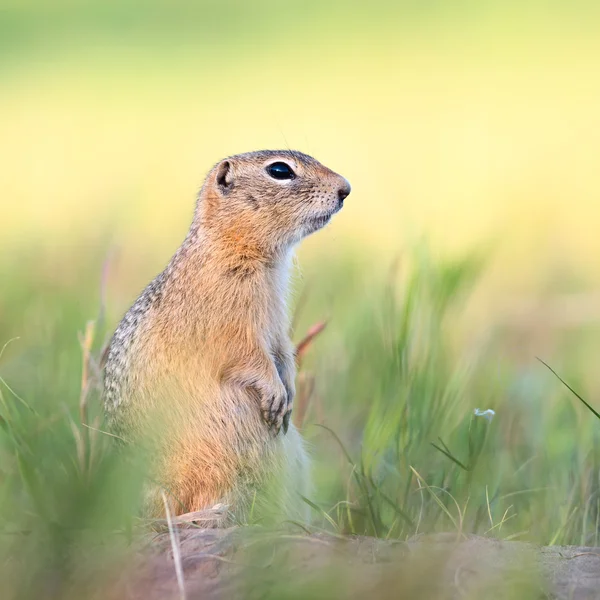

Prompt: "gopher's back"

[103,269,167,429]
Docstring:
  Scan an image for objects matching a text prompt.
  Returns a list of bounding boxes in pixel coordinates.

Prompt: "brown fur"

[103,150,350,524]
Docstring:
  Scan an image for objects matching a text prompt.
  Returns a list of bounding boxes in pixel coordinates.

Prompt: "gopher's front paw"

[275,355,295,435]
[257,379,290,436]
[280,378,295,435]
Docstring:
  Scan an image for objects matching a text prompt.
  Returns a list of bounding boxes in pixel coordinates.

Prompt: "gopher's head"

[196,150,351,255]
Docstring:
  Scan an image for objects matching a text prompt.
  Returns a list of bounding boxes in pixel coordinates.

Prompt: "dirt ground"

[109,529,600,599]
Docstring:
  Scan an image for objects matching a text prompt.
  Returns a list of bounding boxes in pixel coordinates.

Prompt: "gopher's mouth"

[307,213,333,229]
[306,204,342,228]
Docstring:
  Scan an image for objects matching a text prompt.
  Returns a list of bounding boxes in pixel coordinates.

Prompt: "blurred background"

[2,2,600,594]
[3,0,600,273]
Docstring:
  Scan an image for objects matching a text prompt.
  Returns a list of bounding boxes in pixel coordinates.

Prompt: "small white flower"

[474,408,495,423]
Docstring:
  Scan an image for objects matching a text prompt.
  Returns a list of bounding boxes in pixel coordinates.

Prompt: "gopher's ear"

[215,160,234,194]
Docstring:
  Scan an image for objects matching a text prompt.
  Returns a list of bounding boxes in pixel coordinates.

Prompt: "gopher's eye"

[266,162,296,181]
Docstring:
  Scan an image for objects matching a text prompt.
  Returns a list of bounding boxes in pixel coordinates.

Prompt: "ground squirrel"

[103,150,351,524]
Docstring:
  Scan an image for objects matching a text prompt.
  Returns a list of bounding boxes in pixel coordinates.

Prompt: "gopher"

[103,150,351,524]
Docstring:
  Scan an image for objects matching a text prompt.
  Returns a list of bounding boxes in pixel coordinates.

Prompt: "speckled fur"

[103,150,350,523]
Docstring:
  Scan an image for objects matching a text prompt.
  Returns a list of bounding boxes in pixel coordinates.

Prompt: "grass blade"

[538,358,600,421]
[430,442,469,471]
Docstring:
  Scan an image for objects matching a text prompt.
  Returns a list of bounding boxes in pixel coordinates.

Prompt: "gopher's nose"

[337,179,351,204]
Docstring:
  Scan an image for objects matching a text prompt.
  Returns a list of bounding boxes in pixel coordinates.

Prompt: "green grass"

[0,243,599,597]
[298,247,600,546]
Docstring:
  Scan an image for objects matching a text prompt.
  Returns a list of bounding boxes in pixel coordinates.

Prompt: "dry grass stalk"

[161,491,187,600]
[293,320,327,429]
[295,320,327,368]
[78,319,96,428]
